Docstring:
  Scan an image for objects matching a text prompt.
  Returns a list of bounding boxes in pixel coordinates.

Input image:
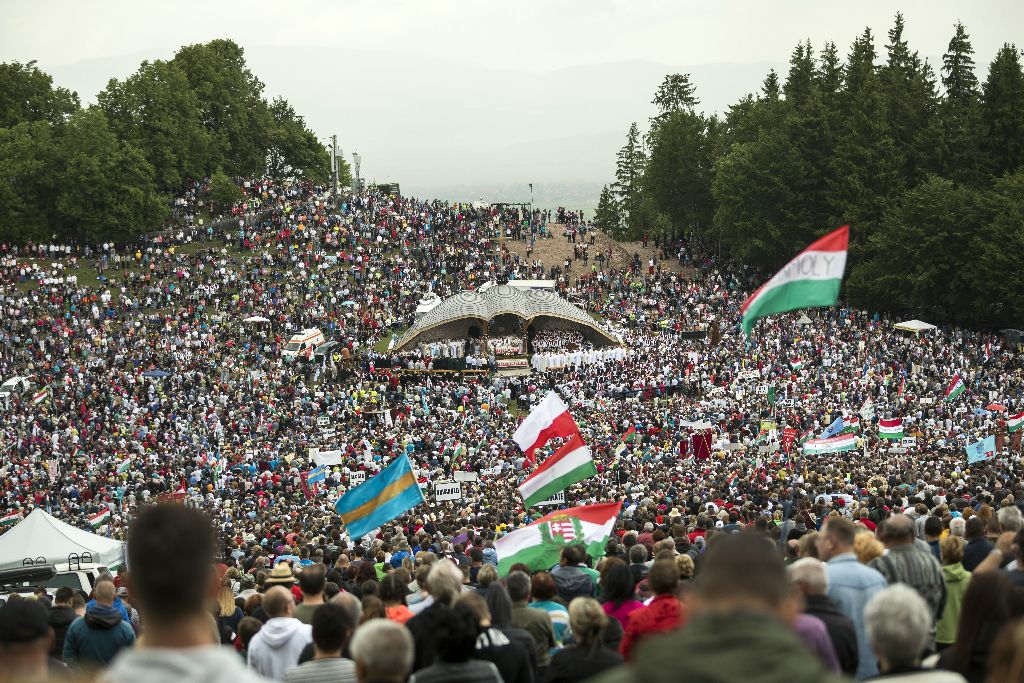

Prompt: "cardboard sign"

[536,490,566,506]
[453,471,478,482]
[901,436,917,448]
[316,416,330,427]
[433,481,463,502]
[321,428,337,439]
[349,470,366,485]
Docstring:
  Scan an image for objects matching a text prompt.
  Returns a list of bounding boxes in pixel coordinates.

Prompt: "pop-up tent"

[894,319,937,334]
[0,509,125,571]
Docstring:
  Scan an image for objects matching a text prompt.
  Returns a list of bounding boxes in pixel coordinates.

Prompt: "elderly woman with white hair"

[863,584,967,682]
[949,516,967,538]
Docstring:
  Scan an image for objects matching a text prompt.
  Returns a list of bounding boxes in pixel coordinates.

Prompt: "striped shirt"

[870,544,947,620]
[283,657,357,683]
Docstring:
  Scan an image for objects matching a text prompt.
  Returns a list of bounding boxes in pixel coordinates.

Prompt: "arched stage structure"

[393,284,620,352]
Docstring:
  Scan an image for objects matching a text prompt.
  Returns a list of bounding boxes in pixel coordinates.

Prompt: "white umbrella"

[243,316,270,323]
[795,314,813,325]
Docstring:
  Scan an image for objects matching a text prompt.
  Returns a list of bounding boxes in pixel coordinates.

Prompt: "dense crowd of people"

[1,178,1023,682]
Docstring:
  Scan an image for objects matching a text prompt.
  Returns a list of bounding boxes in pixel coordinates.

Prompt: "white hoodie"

[247,617,313,681]
[102,645,271,683]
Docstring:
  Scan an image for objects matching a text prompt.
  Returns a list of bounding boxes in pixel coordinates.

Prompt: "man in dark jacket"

[63,578,135,669]
[48,586,78,661]
[551,545,595,603]
[962,516,994,571]
[787,558,859,676]
[626,545,648,587]
[592,534,846,683]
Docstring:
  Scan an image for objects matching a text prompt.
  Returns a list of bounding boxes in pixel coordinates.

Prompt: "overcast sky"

[3,1,1019,205]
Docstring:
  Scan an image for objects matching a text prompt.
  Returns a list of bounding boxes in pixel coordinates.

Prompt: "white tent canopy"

[243,315,270,323]
[0,509,125,572]
[894,319,937,333]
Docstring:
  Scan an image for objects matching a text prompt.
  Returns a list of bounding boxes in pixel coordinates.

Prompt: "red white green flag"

[802,433,858,454]
[741,225,849,336]
[0,510,21,526]
[494,502,621,574]
[879,418,904,439]
[88,508,111,528]
[1008,413,1024,433]
[945,375,966,402]
[518,434,597,508]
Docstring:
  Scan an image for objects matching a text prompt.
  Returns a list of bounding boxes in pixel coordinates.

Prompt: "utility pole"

[330,134,338,195]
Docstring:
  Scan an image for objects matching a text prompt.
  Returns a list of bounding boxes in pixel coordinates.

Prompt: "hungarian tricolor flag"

[802,433,858,454]
[842,416,860,433]
[0,510,21,526]
[879,418,903,439]
[89,508,111,528]
[945,374,966,402]
[621,425,638,443]
[512,391,580,464]
[741,225,849,336]
[494,502,621,574]
[518,434,596,508]
[1008,413,1024,433]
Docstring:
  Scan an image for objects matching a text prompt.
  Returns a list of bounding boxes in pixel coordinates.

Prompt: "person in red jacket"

[620,558,686,660]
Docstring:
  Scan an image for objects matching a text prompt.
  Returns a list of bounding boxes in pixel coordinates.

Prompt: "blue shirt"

[825,552,887,680]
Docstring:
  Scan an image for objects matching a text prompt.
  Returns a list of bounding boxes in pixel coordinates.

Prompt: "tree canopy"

[0,39,334,242]
[605,16,1024,328]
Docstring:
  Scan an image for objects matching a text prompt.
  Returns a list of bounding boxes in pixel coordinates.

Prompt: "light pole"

[320,136,338,195]
[330,134,338,195]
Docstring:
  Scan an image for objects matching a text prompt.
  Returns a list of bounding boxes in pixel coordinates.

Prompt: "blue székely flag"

[334,454,424,539]
[820,417,844,440]
[965,435,996,464]
[306,465,327,485]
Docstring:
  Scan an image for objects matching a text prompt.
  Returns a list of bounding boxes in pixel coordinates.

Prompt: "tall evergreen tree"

[981,44,1024,178]
[613,122,646,238]
[828,27,900,242]
[593,184,622,235]
[783,41,816,108]
[644,110,715,239]
[940,22,986,185]
[651,74,699,127]
[880,13,942,184]
[760,69,781,100]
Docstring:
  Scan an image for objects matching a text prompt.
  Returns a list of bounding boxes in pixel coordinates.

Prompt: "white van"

[282,328,326,361]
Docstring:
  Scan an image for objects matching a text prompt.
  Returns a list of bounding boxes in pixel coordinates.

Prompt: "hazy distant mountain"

[47,46,787,210]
